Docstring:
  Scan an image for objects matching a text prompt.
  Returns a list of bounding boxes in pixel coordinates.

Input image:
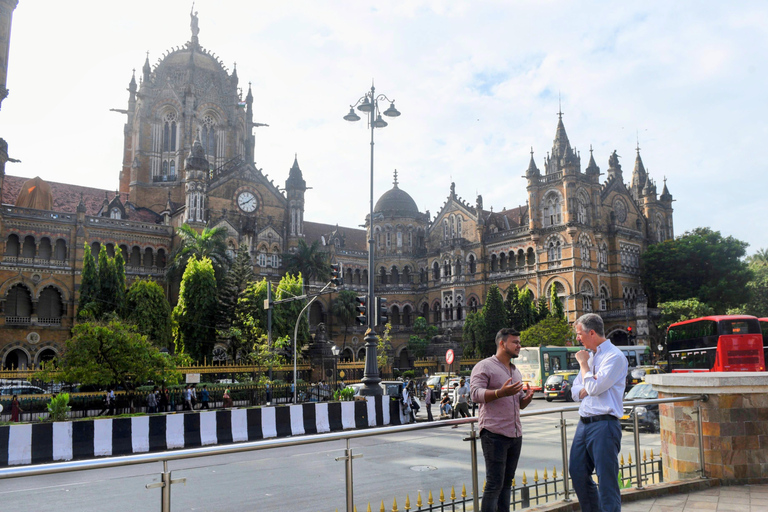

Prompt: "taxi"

[543,370,579,402]
[626,365,664,392]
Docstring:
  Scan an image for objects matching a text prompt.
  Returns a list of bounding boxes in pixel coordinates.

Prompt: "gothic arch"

[34,345,60,367]
[541,189,564,227]
[2,344,32,370]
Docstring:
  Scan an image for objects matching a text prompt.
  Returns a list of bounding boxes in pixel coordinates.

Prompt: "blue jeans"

[569,418,622,512]
[480,430,523,512]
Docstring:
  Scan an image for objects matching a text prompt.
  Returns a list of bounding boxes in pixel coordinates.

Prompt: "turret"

[184,136,209,224]
[525,147,540,183]
[631,144,647,201]
[285,155,306,238]
[585,145,600,182]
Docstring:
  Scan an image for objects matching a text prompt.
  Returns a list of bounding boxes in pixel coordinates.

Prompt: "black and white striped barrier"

[0,396,408,467]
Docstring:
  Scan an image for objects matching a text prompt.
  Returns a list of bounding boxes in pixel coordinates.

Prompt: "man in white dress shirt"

[569,313,628,512]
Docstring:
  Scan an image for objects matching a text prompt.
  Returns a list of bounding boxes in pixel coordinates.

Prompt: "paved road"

[0,398,661,512]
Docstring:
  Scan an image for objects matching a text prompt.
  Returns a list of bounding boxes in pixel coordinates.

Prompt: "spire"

[526,147,540,178]
[77,192,86,213]
[231,62,238,87]
[585,145,600,175]
[142,51,151,84]
[185,133,209,172]
[553,109,571,158]
[246,82,253,104]
[129,69,137,92]
[632,141,647,190]
[393,169,399,189]
[286,154,306,190]
[642,174,653,197]
[660,177,673,202]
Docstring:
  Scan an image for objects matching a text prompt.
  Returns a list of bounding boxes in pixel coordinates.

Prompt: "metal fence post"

[696,402,706,479]
[469,422,480,511]
[558,411,572,502]
[335,437,362,512]
[632,407,643,489]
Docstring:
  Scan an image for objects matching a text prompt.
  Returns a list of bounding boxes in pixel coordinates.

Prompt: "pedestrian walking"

[423,384,434,421]
[159,387,169,412]
[222,388,233,408]
[183,385,193,411]
[568,313,628,512]
[10,395,22,422]
[470,328,534,512]
[146,386,158,414]
[200,385,210,409]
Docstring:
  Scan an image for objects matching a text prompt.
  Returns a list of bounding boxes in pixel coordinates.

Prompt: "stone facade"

[0,9,673,370]
[647,372,768,483]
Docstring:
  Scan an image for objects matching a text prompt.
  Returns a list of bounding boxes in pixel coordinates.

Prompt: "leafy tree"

[549,282,565,319]
[173,256,218,362]
[331,290,358,345]
[535,296,550,323]
[167,224,231,288]
[727,261,768,318]
[746,248,768,267]
[479,285,507,357]
[518,288,537,330]
[504,284,524,331]
[237,274,309,344]
[408,316,437,359]
[124,279,173,349]
[462,310,485,357]
[657,298,715,333]
[641,227,751,313]
[218,245,255,328]
[97,245,123,318]
[77,244,98,320]
[520,316,575,347]
[282,239,330,283]
[53,320,180,390]
[114,247,126,316]
[378,323,392,370]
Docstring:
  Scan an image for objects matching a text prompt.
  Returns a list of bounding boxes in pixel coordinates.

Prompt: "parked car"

[0,384,46,396]
[543,371,579,402]
[426,374,450,400]
[626,365,664,392]
[620,382,659,433]
[345,381,403,399]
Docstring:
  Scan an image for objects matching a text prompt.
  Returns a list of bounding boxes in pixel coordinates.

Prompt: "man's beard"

[511,352,518,359]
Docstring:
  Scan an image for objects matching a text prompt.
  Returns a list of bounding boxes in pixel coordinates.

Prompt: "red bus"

[760,317,768,366]
[666,315,765,372]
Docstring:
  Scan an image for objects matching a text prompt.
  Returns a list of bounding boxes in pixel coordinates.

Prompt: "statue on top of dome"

[190,4,200,39]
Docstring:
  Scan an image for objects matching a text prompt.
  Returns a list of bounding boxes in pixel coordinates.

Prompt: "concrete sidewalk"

[622,483,768,512]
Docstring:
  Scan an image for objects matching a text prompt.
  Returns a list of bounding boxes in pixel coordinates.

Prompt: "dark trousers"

[569,418,622,512]
[425,403,433,421]
[456,402,470,418]
[480,430,523,512]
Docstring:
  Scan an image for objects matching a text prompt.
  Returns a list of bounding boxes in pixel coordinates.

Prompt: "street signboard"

[446,349,455,365]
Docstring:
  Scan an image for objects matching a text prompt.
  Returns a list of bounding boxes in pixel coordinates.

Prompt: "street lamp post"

[344,83,401,396]
[331,344,340,390]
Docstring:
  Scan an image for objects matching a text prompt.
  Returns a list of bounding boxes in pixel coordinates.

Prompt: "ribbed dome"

[374,184,419,216]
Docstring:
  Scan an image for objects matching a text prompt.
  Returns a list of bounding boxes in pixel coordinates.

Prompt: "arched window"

[499,252,507,271]
[22,236,35,258]
[143,248,154,268]
[455,258,462,276]
[579,234,592,265]
[421,303,429,322]
[432,302,441,324]
[577,191,589,224]
[403,305,412,327]
[547,239,562,264]
[110,208,121,219]
[391,305,401,325]
[156,249,167,269]
[391,266,400,285]
[402,266,411,284]
[443,259,451,277]
[580,281,594,312]
[6,284,32,321]
[456,216,462,237]
[38,238,52,261]
[468,254,476,274]
[5,234,20,257]
[38,287,63,323]
[526,248,535,266]
[443,219,449,240]
[468,297,479,313]
[379,266,388,285]
[599,286,609,311]
[451,215,456,237]
[543,192,562,227]
[54,239,67,261]
[201,114,217,163]
[491,254,498,272]
[432,261,440,280]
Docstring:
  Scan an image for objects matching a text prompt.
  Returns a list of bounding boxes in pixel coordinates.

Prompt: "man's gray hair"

[574,313,605,337]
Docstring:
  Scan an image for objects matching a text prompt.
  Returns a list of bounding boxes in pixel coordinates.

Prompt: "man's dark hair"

[495,327,521,344]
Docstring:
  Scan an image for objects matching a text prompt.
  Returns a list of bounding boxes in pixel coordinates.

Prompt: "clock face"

[237,191,258,212]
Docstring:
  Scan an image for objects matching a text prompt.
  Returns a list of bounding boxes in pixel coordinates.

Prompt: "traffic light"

[375,296,388,326]
[330,263,343,287]
[355,296,367,325]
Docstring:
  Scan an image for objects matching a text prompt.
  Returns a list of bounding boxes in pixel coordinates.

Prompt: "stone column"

[646,372,768,483]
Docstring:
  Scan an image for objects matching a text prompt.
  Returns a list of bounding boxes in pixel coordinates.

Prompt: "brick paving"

[622,484,768,512]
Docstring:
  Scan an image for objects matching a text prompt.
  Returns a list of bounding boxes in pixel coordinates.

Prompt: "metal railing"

[0,395,707,512]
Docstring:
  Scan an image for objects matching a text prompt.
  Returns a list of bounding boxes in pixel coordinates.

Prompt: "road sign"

[446,349,455,365]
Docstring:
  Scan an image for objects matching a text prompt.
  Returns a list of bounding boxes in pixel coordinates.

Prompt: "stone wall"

[646,372,768,484]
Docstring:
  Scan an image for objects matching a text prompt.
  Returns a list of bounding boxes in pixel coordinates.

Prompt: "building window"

[110,208,120,219]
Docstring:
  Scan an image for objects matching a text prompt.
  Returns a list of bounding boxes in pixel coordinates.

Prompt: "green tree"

[520,316,575,347]
[549,282,565,319]
[408,316,437,359]
[727,261,768,318]
[218,245,255,328]
[641,227,751,313]
[97,245,123,318]
[331,290,358,345]
[114,247,126,316]
[124,279,173,349]
[167,224,231,288]
[479,285,507,357]
[746,248,768,267]
[535,296,550,323]
[462,310,485,358]
[77,244,98,320]
[657,298,715,333]
[518,288,537,330]
[173,256,218,362]
[504,284,524,331]
[282,239,330,283]
[54,320,179,390]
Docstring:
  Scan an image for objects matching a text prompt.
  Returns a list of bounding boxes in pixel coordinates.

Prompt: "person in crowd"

[423,383,434,421]
[107,388,116,415]
[402,381,415,423]
[183,385,193,411]
[470,328,534,512]
[10,394,22,422]
[568,313,628,512]
[159,387,169,412]
[200,385,210,409]
[190,384,198,409]
[147,386,158,414]
[223,388,233,408]
[439,392,453,418]
[455,377,470,418]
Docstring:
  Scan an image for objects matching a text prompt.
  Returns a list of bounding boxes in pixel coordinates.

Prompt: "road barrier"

[0,395,706,511]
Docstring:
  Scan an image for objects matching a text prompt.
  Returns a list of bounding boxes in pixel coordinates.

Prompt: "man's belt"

[580,414,618,424]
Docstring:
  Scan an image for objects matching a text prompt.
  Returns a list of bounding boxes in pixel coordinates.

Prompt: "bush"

[47,393,72,422]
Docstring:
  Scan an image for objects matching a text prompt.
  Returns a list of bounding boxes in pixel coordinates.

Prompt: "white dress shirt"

[570,339,628,419]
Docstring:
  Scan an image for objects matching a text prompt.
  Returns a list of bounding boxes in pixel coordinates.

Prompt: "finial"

[590,144,593,154]
[530,146,534,157]
[393,169,398,187]
[558,92,563,120]
[636,131,640,153]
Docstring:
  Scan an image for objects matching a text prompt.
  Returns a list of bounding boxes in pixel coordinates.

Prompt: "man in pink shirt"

[470,328,534,512]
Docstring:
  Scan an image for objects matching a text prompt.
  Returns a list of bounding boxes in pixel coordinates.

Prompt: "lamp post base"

[359,329,383,396]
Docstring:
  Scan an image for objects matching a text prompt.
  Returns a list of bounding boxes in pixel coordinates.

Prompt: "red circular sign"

[446,349,455,364]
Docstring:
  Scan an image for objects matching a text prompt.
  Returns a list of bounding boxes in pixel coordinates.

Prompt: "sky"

[2,1,767,254]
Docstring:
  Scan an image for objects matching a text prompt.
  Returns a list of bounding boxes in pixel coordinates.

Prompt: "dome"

[374,183,419,216]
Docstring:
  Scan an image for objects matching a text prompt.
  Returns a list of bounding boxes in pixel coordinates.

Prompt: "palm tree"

[282,239,330,283]
[747,248,768,267]
[167,224,232,288]
[331,290,358,346]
